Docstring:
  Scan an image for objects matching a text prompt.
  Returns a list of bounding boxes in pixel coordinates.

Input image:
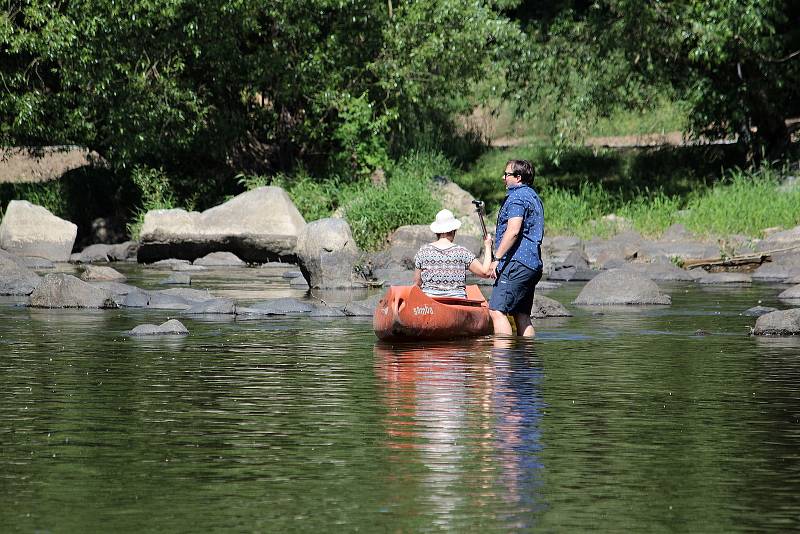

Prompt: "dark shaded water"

[2,267,800,532]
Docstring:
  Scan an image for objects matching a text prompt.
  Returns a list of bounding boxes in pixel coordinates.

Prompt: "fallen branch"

[683,243,800,270]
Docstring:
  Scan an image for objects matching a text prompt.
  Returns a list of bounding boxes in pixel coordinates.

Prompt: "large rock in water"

[28,273,117,308]
[752,308,800,336]
[296,218,361,289]
[573,269,671,305]
[137,186,306,263]
[0,253,41,295]
[0,200,77,261]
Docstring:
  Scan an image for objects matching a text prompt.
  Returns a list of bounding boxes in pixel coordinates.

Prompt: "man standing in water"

[488,159,544,337]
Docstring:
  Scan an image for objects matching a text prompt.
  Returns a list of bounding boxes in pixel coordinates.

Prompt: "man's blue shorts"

[488,260,543,314]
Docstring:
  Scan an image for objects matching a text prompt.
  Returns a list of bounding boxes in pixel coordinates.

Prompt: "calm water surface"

[2,265,800,532]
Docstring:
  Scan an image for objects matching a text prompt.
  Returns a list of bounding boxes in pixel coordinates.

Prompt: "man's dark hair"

[506,159,534,184]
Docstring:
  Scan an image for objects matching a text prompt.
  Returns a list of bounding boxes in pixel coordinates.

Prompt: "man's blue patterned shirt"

[495,183,544,271]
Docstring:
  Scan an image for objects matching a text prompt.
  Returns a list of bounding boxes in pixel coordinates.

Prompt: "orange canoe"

[373,285,493,340]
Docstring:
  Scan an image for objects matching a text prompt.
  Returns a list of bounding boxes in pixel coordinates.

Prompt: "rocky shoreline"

[2,184,800,337]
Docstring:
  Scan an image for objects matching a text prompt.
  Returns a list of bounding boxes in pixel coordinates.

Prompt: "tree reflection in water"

[374,337,545,528]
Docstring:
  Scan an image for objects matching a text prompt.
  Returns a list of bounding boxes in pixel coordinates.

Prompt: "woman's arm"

[413,268,422,287]
[468,236,494,278]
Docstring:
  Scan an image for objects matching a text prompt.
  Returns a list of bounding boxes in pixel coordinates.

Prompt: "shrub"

[344,151,449,250]
[0,180,67,219]
[683,166,800,237]
[126,166,177,240]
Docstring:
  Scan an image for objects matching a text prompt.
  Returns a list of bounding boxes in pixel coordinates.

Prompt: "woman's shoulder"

[453,244,476,257]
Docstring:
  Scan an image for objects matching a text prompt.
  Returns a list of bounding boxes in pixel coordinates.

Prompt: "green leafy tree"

[1,0,515,208]
[506,0,800,160]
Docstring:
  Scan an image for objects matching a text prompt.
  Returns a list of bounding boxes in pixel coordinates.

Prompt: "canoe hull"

[372,285,492,340]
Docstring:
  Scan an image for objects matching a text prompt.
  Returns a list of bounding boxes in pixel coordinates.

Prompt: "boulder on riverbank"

[573,269,671,305]
[752,308,800,336]
[29,273,117,308]
[296,218,361,289]
[137,186,306,263]
[126,319,189,336]
[0,200,77,261]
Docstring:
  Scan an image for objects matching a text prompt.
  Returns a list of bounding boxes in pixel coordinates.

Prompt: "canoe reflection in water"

[374,338,546,528]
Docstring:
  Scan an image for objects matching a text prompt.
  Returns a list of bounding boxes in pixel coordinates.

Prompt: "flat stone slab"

[236,297,315,315]
[19,256,54,269]
[309,306,347,317]
[182,298,236,315]
[127,319,189,336]
[694,272,752,284]
[148,259,191,269]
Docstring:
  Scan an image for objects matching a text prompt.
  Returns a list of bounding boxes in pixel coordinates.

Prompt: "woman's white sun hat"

[430,209,462,234]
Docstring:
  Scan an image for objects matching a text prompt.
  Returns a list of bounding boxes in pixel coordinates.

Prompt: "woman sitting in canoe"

[413,209,494,299]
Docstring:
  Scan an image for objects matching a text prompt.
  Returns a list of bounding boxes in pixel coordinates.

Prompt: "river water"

[2,265,800,532]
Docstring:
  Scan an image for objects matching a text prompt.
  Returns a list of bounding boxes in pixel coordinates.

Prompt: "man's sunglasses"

[503,172,518,178]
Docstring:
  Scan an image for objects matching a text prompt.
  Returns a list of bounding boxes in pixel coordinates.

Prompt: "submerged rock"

[127,319,189,336]
[743,306,778,317]
[159,273,192,285]
[236,297,314,315]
